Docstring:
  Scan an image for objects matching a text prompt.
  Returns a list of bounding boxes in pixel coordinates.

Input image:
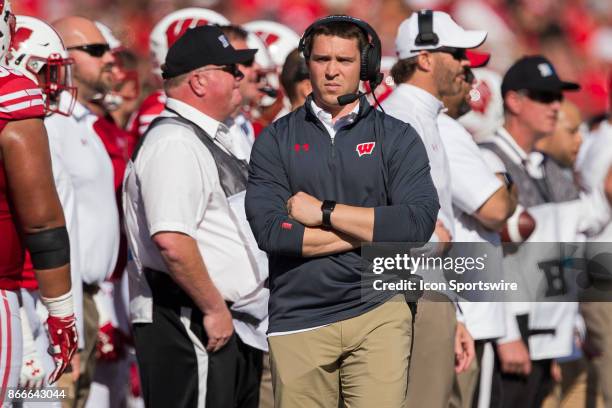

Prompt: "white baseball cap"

[395,10,487,59]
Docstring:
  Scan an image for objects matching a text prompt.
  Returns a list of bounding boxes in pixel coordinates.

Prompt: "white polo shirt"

[123,98,268,350]
[438,113,505,340]
[45,97,119,286]
[382,83,454,236]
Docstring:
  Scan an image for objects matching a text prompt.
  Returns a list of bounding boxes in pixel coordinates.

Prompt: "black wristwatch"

[321,200,336,229]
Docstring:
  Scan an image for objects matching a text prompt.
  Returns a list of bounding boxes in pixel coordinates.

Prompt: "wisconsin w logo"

[356,142,375,157]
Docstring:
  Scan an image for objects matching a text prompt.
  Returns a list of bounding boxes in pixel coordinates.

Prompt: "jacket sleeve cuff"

[274,218,305,257]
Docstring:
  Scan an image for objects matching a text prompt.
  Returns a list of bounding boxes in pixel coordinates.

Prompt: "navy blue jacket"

[246,96,439,332]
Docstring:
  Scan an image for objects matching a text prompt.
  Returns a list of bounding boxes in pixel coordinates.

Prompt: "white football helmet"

[458,68,504,143]
[95,21,121,50]
[8,15,76,116]
[246,32,279,108]
[150,8,229,75]
[243,20,300,69]
[0,0,14,62]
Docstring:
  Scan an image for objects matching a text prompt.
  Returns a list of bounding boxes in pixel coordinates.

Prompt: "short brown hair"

[280,48,309,104]
[390,57,418,84]
[302,20,367,60]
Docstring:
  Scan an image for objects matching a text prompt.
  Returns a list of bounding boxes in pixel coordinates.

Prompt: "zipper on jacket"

[330,136,335,158]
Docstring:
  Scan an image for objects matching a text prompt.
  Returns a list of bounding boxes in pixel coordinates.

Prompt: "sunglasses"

[523,90,564,104]
[430,47,467,61]
[200,64,245,80]
[67,43,111,58]
[240,57,255,68]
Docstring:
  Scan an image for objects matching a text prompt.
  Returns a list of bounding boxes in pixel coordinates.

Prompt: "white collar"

[495,126,529,162]
[165,98,222,139]
[396,83,445,119]
[495,126,545,177]
[310,100,359,129]
[60,92,92,123]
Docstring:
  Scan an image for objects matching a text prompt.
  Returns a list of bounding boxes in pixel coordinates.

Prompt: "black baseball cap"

[501,55,580,96]
[161,25,257,80]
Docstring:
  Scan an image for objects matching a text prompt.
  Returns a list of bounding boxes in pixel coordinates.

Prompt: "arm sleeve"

[245,126,305,257]
[373,126,439,242]
[444,131,503,215]
[137,135,209,238]
[479,147,507,174]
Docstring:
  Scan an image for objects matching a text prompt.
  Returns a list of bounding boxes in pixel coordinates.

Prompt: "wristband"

[321,200,336,228]
[41,290,74,318]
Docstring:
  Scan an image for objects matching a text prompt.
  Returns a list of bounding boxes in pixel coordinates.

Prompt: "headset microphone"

[336,72,383,106]
[337,92,363,105]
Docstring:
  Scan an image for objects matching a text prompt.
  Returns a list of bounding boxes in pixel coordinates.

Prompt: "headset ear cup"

[360,43,370,81]
[366,45,381,84]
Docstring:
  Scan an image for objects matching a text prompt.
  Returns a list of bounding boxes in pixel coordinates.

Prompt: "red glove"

[129,361,141,397]
[46,314,78,384]
[96,322,126,362]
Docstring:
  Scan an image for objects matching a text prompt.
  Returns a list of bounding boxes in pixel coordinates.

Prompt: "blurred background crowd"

[13,0,612,120]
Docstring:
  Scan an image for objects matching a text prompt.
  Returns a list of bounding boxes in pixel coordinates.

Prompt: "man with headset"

[246,15,439,407]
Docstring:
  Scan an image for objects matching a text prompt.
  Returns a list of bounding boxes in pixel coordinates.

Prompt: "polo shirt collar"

[310,99,359,129]
[396,83,445,119]
[166,97,222,139]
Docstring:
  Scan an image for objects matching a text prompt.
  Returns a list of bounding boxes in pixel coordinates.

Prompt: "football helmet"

[0,0,14,62]
[150,8,229,76]
[8,15,76,116]
[243,20,300,70]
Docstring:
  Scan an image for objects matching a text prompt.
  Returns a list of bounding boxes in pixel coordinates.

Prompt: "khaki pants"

[406,293,457,408]
[542,357,604,408]
[268,295,413,408]
[450,340,486,408]
[259,352,274,408]
[580,302,612,406]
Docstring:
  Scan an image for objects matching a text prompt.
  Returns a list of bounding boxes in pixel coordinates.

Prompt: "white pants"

[0,289,22,408]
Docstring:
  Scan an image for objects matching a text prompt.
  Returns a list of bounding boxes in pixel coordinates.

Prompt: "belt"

[82,283,100,295]
[144,268,261,327]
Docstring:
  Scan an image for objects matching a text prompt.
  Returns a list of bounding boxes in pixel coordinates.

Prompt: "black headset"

[414,9,439,47]
[298,15,382,88]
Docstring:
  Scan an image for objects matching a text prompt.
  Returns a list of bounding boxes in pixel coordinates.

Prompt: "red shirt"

[0,69,45,290]
[126,90,165,157]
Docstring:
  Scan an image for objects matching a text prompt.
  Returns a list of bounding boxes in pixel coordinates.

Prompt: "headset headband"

[298,15,381,58]
[414,10,439,46]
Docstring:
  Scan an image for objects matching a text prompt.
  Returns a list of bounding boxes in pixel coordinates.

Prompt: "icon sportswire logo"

[356,142,376,157]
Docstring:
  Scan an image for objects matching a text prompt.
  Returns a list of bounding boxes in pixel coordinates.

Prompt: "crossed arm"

[286,191,374,256]
[245,125,439,258]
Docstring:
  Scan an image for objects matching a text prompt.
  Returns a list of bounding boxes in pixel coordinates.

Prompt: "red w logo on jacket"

[356,142,376,157]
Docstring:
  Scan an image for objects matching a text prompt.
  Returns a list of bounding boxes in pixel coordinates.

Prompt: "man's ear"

[298,80,312,100]
[415,52,434,73]
[189,72,207,97]
[504,91,523,116]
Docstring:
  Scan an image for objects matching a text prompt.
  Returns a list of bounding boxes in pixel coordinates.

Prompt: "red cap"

[466,50,490,68]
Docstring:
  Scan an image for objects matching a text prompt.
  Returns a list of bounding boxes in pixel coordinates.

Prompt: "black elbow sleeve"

[24,226,70,270]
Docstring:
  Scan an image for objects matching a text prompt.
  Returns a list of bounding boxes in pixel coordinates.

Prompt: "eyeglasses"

[523,90,564,104]
[67,43,111,58]
[199,64,244,80]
